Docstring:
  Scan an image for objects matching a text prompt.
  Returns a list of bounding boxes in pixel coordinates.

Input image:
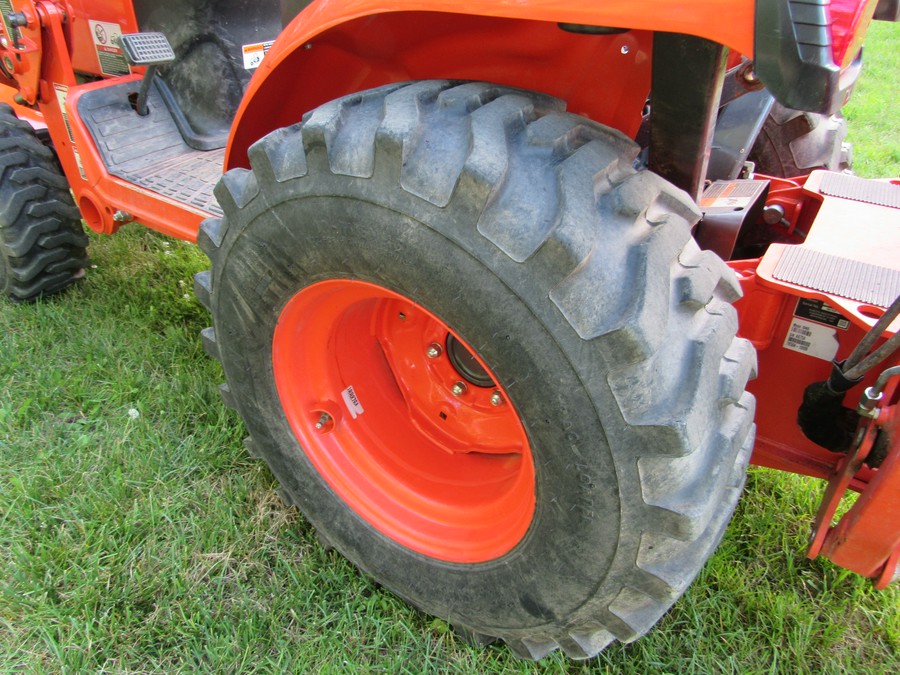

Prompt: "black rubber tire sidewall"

[0,104,88,301]
[214,191,626,632]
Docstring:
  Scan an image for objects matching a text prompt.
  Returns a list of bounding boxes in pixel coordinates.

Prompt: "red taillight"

[829,0,878,66]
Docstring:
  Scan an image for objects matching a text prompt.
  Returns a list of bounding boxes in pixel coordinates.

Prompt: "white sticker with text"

[783,318,839,362]
[242,40,275,70]
[341,385,364,419]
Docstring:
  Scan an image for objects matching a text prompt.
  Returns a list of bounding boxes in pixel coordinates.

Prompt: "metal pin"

[315,412,332,430]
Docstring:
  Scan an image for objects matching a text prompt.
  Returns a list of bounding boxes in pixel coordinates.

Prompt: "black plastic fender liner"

[874,0,900,21]
[131,0,300,145]
[754,0,863,115]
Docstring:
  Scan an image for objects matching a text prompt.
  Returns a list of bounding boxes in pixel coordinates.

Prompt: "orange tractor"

[0,0,897,660]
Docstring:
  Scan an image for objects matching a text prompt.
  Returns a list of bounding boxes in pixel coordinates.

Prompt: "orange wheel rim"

[272,280,535,563]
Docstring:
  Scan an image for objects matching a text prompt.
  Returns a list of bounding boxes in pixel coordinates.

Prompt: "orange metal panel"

[821,397,900,581]
[228,0,756,167]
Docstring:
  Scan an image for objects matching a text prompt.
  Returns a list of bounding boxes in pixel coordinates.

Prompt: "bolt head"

[761,204,785,226]
[427,343,442,359]
[490,391,504,407]
[315,412,332,430]
[0,38,8,49]
[451,382,467,396]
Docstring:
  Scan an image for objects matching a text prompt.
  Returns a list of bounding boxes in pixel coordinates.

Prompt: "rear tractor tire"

[0,104,88,301]
[749,101,852,177]
[196,81,757,660]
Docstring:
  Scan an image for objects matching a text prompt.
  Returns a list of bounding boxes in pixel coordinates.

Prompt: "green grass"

[843,21,900,178]
[2,22,899,674]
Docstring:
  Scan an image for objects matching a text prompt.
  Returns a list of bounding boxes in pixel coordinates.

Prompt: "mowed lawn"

[1,21,898,674]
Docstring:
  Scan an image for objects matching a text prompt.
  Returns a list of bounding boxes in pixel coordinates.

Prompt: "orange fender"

[227,0,755,167]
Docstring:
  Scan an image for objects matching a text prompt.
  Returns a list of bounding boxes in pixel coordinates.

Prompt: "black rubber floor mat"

[76,81,224,215]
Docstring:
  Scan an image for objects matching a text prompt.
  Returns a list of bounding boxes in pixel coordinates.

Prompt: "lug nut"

[490,391,504,407]
[451,382,467,396]
[315,412,332,430]
[427,343,442,359]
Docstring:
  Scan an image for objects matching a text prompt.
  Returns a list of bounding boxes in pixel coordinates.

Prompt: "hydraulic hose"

[798,294,900,452]
[843,294,900,380]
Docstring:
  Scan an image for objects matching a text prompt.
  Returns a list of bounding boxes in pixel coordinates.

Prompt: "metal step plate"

[118,32,175,66]
[773,246,900,308]
[758,170,900,312]
[819,172,900,209]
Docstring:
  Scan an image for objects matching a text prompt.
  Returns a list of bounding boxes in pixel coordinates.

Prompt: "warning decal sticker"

[700,181,759,210]
[52,84,86,181]
[72,150,86,181]
[783,318,840,362]
[89,20,130,76]
[242,40,275,70]
[53,84,74,142]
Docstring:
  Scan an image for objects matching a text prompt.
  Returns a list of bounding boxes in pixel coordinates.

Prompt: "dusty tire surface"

[196,81,757,660]
[749,102,852,177]
[0,104,88,301]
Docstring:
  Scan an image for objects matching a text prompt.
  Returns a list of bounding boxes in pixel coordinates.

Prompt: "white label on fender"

[341,385,364,419]
[242,40,275,69]
[783,318,839,362]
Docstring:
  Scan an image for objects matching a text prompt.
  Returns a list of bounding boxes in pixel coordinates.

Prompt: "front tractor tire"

[196,82,757,660]
[0,104,88,301]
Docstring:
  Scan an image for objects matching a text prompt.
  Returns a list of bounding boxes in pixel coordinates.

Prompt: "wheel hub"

[446,333,495,388]
[272,279,535,563]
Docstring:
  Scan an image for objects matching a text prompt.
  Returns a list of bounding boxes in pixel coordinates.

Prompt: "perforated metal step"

[118,32,175,66]
[76,81,223,215]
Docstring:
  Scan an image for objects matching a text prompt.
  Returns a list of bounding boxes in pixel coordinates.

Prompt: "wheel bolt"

[427,343,442,359]
[315,412,332,430]
[490,391,504,406]
[451,382,467,396]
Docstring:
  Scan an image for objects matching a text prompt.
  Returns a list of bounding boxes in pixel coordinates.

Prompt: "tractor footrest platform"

[773,246,900,308]
[76,81,222,215]
[819,172,900,209]
[756,170,900,320]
